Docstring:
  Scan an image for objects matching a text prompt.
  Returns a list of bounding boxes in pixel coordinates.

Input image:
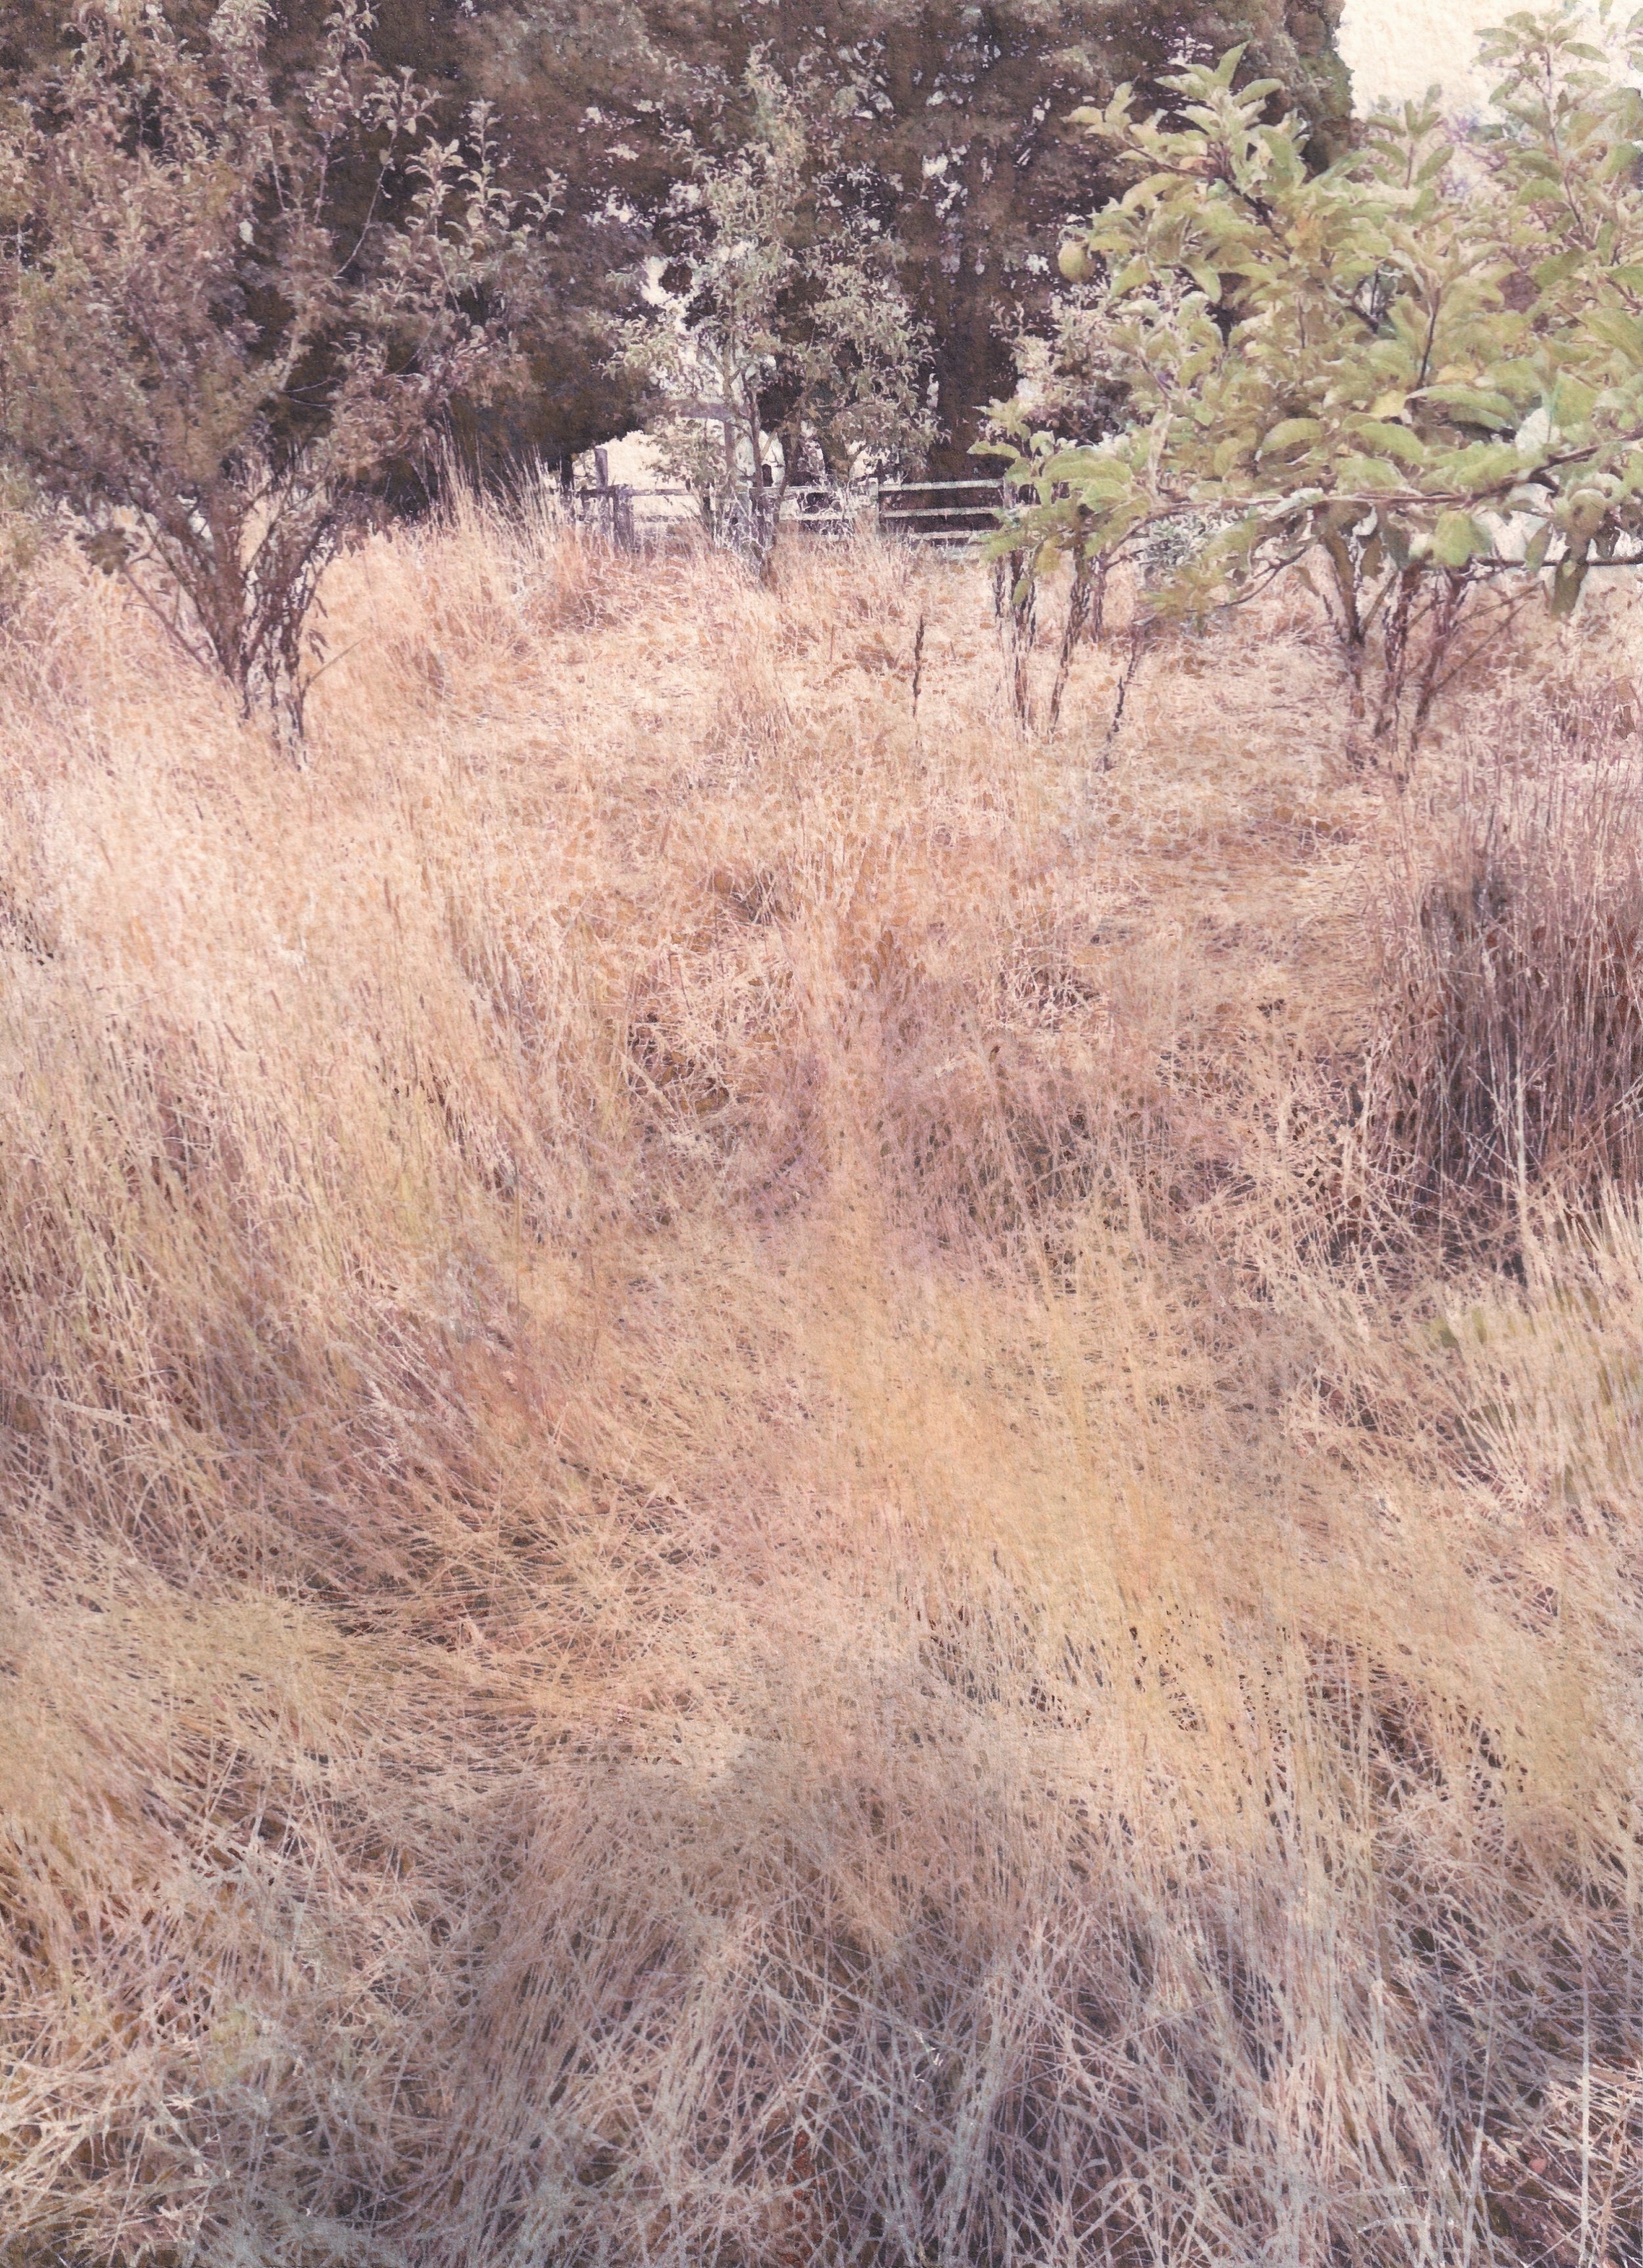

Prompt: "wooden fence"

[567,459,1643,572]
[873,478,1008,547]
[568,474,1007,552]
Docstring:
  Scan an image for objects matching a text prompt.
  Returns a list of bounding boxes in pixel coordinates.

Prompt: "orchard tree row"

[0,0,1350,481]
[28,0,1640,762]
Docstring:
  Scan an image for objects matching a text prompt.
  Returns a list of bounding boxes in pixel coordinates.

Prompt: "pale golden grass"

[0,502,1636,2265]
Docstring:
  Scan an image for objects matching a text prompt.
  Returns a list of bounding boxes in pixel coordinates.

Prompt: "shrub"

[0,0,542,737]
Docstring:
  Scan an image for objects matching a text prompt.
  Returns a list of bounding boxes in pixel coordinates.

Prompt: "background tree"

[618,58,933,562]
[1,0,1355,511]
[314,0,656,485]
[484,0,1352,478]
[0,0,541,734]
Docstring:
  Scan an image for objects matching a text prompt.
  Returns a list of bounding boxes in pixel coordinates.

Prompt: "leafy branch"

[988,3,1643,758]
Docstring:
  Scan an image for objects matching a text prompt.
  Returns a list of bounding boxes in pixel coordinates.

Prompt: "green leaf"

[1550,558,1588,617]
[1334,455,1407,494]
[1523,522,1553,573]
[1076,463,1138,497]
[1420,384,1518,430]
[1552,374,1599,430]
[1586,308,1643,362]
[1487,358,1542,396]
[1445,442,1525,490]
[1431,510,1491,567]
[1350,418,1425,465]
[1533,250,1585,290]
[1042,448,1125,483]
[1258,417,1323,456]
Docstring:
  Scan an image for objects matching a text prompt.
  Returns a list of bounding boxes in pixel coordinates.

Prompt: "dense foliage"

[490,0,1350,476]
[0,0,1358,711]
[990,1,1643,752]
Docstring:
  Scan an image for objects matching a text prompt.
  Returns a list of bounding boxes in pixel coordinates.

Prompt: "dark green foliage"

[616,58,935,564]
[483,0,1351,474]
[0,1,653,492]
[0,0,1356,602]
[3,3,1350,487]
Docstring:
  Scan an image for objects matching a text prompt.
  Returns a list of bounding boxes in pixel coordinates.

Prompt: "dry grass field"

[0,499,1637,2266]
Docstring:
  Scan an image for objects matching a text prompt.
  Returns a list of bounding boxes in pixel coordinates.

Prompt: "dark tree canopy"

[268,0,654,481]
[484,0,1351,473]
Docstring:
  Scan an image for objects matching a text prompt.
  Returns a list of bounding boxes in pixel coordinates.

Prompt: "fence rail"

[568,475,1007,551]
[567,476,1643,578]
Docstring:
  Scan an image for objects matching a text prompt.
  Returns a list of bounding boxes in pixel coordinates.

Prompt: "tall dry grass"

[1360,728,1643,1247]
[0,499,1636,2266]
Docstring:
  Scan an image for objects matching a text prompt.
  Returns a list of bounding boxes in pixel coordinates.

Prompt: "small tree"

[988,3,1643,757]
[0,0,545,737]
[619,58,933,567]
